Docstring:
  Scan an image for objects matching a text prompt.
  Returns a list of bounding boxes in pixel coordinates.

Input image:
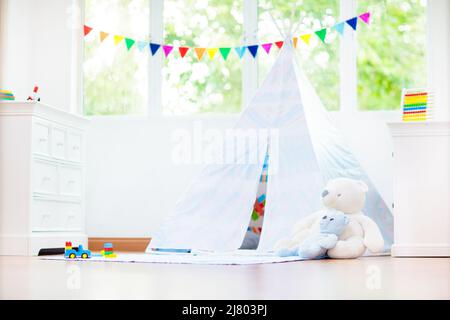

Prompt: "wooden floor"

[0,255,449,299]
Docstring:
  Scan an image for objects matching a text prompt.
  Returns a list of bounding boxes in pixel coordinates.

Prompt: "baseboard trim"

[391,244,450,257]
[88,237,151,252]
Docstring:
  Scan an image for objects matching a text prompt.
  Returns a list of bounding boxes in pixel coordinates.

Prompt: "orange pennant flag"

[100,31,109,42]
[207,48,218,60]
[113,35,124,46]
[293,37,298,48]
[300,34,312,45]
[194,48,206,60]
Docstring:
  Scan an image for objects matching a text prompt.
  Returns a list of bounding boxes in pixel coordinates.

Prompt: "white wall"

[85,113,395,237]
[0,0,81,111]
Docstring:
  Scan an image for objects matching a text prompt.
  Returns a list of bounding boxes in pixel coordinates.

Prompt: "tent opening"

[240,153,270,250]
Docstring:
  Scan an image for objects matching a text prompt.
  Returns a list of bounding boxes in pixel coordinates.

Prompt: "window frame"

[81,0,425,119]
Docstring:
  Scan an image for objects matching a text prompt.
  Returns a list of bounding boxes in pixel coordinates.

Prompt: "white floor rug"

[41,250,305,265]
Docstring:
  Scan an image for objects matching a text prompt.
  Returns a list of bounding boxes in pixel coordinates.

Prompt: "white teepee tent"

[147,41,394,253]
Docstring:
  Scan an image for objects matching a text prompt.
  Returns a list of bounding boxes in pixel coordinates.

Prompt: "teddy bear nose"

[322,190,329,198]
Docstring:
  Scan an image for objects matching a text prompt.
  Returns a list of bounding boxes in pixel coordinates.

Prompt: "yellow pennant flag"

[100,31,109,42]
[300,34,312,45]
[293,37,298,48]
[194,48,206,60]
[113,35,124,46]
[207,48,219,60]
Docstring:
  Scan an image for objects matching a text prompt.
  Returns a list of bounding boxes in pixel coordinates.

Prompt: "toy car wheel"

[69,253,76,259]
[81,253,88,259]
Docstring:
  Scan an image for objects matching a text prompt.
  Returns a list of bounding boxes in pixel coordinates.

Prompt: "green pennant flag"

[219,47,231,61]
[315,28,327,43]
[125,38,136,50]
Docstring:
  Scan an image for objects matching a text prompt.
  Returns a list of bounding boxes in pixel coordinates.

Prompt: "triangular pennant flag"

[300,34,312,45]
[261,43,272,54]
[333,22,345,36]
[179,46,190,58]
[346,17,358,30]
[194,48,206,60]
[219,47,231,60]
[293,37,298,48]
[315,28,327,43]
[83,25,93,37]
[247,45,259,58]
[125,38,135,50]
[99,31,109,42]
[113,35,124,46]
[234,46,246,59]
[207,48,218,60]
[359,12,371,25]
[137,41,147,52]
[274,41,284,49]
[149,43,161,55]
[162,45,174,57]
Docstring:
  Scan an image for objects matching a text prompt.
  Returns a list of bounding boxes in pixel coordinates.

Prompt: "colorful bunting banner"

[99,31,109,42]
[83,11,371,61]
[359,12,371,25]
[195,47,206,60]
[163,45,174,57]
[333,22,345,36]
[346,17,358,31]
[113,35,124,46]
[207,48,219,60]
[315,28,327,43]
[84,25,93,36]
[261,43,272,54]
[137,41,147,52]
[125,38,135,50]
[274,41,284,49]
[219,47,231,60]
[247,45,259,58]
[150,43,161,55]
[235,46,246,59]
[179,46,190,58]
[300,34,311,45]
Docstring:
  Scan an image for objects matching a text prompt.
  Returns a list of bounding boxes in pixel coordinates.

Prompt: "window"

[84,0,149,116]
[162,0,243,115]
[357,0,427,110]
[258,0,340,111]
[82,0,428,116]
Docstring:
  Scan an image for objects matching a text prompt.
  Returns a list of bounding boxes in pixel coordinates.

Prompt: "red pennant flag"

[274,41,284,49]
[83,25,93,37]
[179,47,190,58]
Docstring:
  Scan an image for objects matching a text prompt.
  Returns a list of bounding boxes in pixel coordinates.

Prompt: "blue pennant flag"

[333,22,345,36]
[149,43,161,56]
[247,45,259,58]
[234,46,246,59]
[346,17,358,31]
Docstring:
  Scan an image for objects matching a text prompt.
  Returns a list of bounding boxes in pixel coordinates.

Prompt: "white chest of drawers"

[0,101,89,255]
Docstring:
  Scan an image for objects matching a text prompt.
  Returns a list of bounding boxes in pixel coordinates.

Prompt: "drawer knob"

[72,145,80,150]
[67,180,76,185]
[39,138,47,143]
[57,142,64,147]
[42,176,51,183]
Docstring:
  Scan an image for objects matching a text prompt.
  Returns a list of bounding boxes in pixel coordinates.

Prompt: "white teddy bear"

[275,177,385,259]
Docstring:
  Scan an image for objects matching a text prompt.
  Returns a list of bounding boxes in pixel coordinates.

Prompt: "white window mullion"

[243,0,258,108]
[339,0,357,112]
[149,0,163,116]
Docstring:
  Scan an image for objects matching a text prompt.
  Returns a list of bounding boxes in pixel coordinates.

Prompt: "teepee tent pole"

[268,11,286,39]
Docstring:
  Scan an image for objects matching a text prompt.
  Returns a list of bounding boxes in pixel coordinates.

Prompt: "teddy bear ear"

[358,180,369,193]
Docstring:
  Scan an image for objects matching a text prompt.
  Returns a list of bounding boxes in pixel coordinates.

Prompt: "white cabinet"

[0,101,89,255]
[388,121,450,257]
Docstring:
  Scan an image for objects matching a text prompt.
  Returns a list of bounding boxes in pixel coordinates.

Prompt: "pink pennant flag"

[162,45,174,57]
[262,43,272,54]
[359,12,371,25]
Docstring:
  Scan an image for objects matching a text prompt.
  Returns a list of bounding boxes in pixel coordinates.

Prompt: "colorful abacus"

[101,242,117,258]
[401,89,433,122]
